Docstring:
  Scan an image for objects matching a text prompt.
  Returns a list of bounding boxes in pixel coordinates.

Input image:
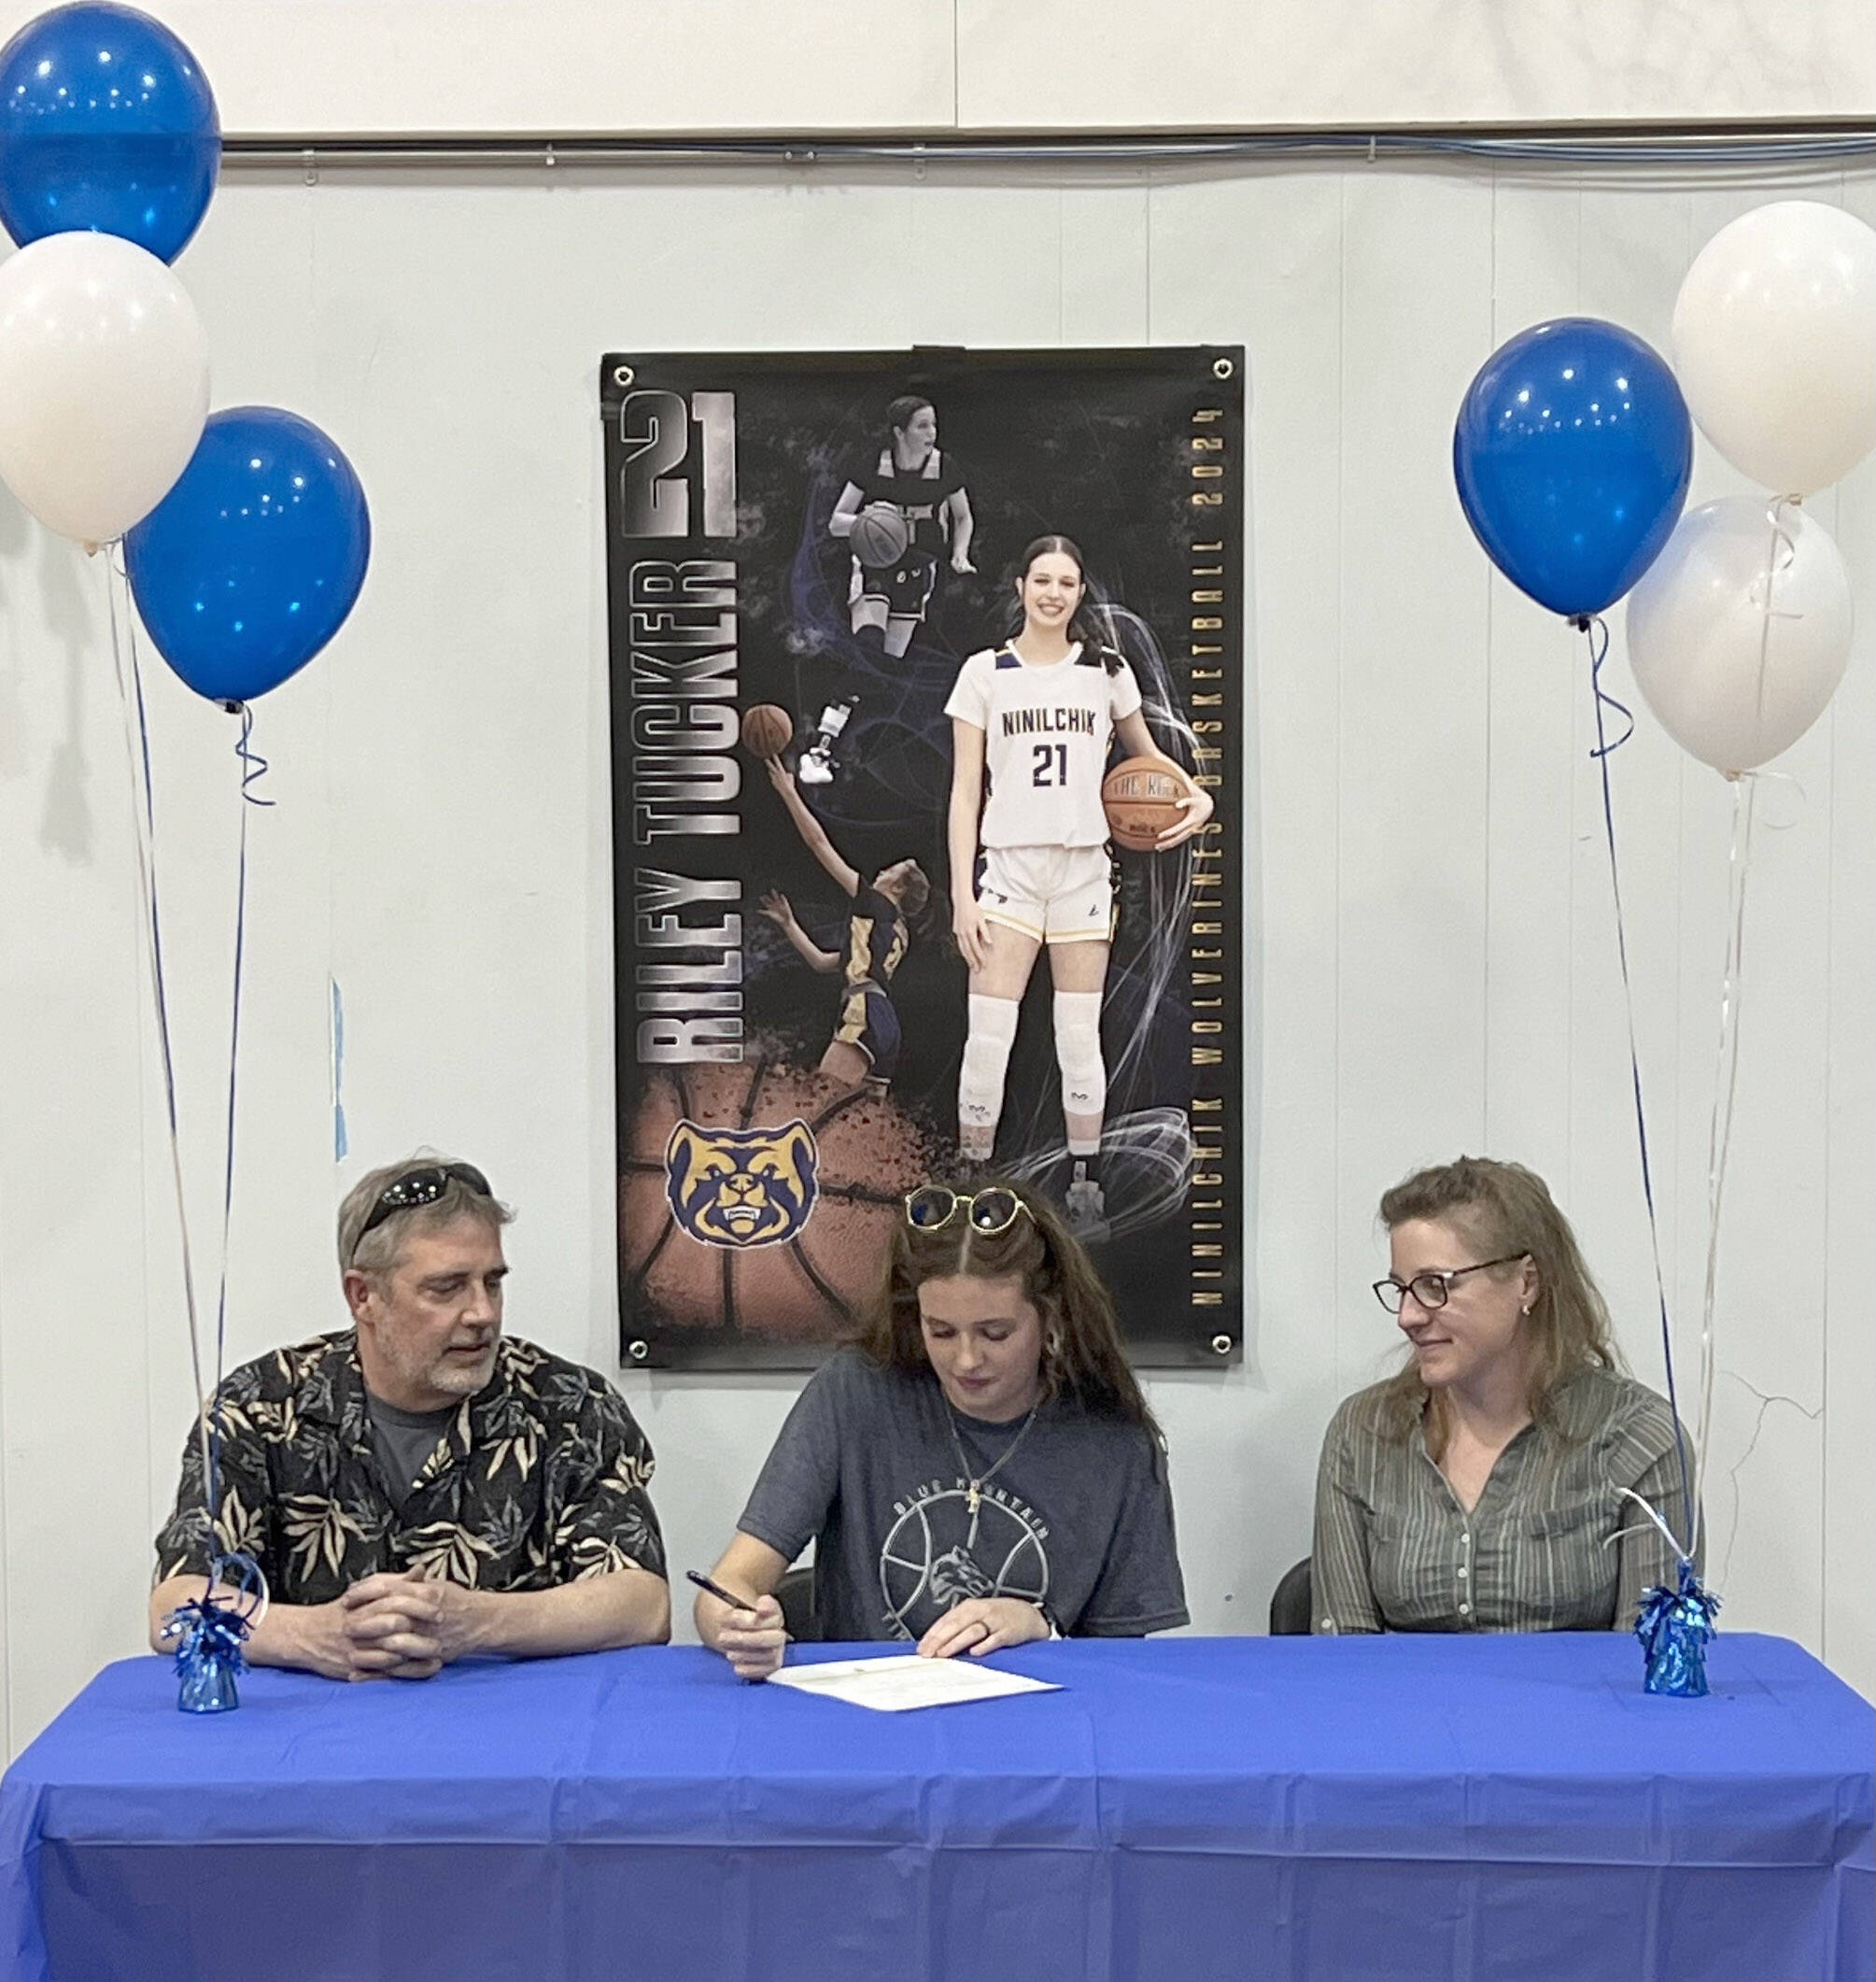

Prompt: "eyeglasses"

[903,1185,1031,1236]
[1372,1253,1530,1315]
[354,1163,492,1253]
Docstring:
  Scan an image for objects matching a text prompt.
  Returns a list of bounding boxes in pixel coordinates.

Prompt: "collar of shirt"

[293,1331,505,1484]
[1413,1414,1536,1514]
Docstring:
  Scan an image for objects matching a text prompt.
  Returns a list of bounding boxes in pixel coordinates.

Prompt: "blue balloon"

[1453,317,1692,619]
[125,408,371,704]
[0,2,218,263]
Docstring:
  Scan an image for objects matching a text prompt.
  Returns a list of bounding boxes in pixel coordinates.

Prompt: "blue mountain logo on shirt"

[879,1483,1050,1637]
[664,1119,819,1249]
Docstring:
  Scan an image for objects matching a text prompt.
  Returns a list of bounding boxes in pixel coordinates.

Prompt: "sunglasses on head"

[903,1184,1031,1236]
[354,1163,492,1254]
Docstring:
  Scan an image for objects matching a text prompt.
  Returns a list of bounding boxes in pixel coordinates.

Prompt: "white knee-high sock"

[1053,989,1106,1154]
[958,993,1020,1155]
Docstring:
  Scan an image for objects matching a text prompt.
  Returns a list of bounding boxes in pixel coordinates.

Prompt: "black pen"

[685,1567,794,1639]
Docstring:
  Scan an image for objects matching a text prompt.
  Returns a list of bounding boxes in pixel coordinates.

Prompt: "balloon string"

[205,702,271,1532]
[106,559,215,1517]
[232,700,275,809]
[1582,614,1695,1555]
[1692,771,1757,1557]
[1609,1485,1688,1562]
[1751,496,1801,736]
[1586,618,1635,759]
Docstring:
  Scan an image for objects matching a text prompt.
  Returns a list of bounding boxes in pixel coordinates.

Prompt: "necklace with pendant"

[947,1402,1038,1543]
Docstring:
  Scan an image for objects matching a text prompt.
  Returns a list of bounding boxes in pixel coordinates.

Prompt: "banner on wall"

[600,347,1248,1369]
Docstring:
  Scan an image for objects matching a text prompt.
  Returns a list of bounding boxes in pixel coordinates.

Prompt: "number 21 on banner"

[618,389,738,538]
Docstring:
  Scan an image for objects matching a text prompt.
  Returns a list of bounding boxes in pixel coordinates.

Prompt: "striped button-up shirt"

[1310,1366,1696,1634]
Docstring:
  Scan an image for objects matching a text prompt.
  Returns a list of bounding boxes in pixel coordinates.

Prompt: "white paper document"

[764,1653,1062,1713]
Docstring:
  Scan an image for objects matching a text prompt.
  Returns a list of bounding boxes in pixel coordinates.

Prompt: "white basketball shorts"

[977,843,1114,945]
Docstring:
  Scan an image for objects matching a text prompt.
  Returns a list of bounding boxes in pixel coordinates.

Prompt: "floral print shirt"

[154,1332,665,1600]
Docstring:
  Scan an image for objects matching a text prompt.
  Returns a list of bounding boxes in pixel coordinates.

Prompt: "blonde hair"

[1375,1155,1623,1450]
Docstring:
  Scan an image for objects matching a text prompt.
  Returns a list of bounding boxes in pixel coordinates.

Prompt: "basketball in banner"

[601,348,1248,1368]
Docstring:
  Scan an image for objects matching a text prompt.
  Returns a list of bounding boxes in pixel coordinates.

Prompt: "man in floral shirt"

[149,1156,670,1679]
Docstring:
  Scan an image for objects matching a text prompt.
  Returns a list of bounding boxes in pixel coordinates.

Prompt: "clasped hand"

[301,1570,487,1681]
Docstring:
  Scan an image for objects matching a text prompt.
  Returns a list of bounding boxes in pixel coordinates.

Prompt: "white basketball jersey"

[945,644,1142,848]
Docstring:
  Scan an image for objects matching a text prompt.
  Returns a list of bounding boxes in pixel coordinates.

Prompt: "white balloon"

[1671,201,1876,497]
[0,233,209,545]
[1626,497,1853,773]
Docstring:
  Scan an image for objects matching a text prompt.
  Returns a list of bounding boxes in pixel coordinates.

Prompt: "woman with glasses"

[1310,1156,1698,1635]
[695,1179,1186,1675]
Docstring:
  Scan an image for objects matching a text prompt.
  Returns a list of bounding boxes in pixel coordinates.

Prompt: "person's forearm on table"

[463,1566,670,1656]
[152,1566,670,1671]
[149,1574,374,1679]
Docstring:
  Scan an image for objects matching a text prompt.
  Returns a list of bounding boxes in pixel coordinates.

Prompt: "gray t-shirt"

[739,1347,1187,1642]
[366,1392,458,1509]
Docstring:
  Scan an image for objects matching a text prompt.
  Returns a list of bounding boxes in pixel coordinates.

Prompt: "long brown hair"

[853,1174,1160,1437]
[1375,1155,1624,1450]
[1009,534,1123,675]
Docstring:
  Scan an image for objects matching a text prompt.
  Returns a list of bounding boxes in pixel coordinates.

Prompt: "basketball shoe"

[797,697,854,786]
[1064,1177,1108,1243]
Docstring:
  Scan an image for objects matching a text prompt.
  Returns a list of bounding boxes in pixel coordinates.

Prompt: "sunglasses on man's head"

[903,1184,1030,1236]
[354,1163,492,1252]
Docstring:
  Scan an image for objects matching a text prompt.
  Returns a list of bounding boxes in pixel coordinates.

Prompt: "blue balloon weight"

[1453,317,1692,619]
[0,2,218,263]
[125,408,372,704]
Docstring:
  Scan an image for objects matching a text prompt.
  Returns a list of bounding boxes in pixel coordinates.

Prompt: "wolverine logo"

[664,1119,819,1249]
[928,1547,994,1607]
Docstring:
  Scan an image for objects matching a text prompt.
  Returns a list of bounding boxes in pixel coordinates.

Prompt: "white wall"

[0,0,1871,134]
[0,151,1871,1757]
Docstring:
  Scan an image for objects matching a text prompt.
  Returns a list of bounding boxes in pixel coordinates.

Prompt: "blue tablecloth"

[1,1632,1869,1982]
